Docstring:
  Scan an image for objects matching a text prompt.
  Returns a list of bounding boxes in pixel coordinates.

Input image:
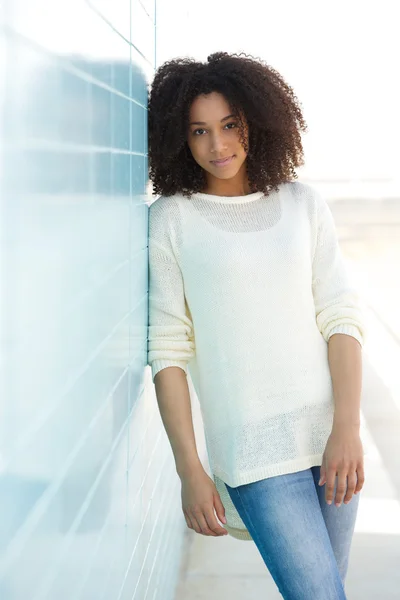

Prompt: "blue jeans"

[225,465,359,600]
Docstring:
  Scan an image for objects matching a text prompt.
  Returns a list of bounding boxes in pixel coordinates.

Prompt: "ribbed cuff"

[328,324,364,347]
[151,359,188,382]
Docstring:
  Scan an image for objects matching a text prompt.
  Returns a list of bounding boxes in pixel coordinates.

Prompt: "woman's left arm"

[309,186,366,507]
[329,333,362,429]
[320,333,365,507]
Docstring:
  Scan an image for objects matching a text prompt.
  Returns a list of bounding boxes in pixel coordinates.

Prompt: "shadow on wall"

[5,56,147,195]
[1,53,148,585]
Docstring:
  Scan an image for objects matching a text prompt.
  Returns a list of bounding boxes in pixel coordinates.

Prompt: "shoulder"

[280,180,320,203]
[148,193,184,224]
[148,193,182,215]
[279,181,326,219]
[148,194,184,245]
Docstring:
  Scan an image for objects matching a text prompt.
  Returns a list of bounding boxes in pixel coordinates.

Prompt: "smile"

[211,156,234,167]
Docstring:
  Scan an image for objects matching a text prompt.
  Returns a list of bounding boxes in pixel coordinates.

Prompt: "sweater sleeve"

[311,190,366,347]
[147,199,196,382]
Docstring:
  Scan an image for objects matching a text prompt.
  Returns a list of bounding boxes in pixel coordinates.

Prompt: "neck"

[203,165,252,197]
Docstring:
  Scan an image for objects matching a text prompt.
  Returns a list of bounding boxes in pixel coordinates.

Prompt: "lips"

[211,156,234,166]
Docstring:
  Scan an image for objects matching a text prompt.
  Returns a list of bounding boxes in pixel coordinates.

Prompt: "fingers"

[204,507,228,536]
[325,466,337,505]
[187,511,206,535]
[335,469,348,507]
[324,462,365,507]
[192,509,218,536]
[343,469,357,504]
[354,463,365,494]
[184,507,228,536]
[183,511,195,531]
[213,494,227,525]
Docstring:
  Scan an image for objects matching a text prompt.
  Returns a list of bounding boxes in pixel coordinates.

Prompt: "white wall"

[0,1,183,599]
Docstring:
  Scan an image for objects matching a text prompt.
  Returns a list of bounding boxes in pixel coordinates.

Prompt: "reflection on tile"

[0,1,177,599]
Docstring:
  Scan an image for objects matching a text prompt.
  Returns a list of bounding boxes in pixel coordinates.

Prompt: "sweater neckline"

[191,190,267,204]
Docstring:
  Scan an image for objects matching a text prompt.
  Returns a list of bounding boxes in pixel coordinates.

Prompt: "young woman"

[147,51,366,599]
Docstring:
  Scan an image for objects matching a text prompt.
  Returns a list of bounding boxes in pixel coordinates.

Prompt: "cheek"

[235,136,247,156]
[188,137,207,160]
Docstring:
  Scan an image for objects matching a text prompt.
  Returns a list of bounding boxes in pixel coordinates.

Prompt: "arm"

[311,190,366,349]
[154,366,228,536]
[148,201,228,535]
[328,333,362,430]
[310,189,366,505]
[148,199,200,478]
[154,367,203,478]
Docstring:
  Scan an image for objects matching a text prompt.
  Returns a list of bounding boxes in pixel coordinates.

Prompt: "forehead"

[189,92,232,118]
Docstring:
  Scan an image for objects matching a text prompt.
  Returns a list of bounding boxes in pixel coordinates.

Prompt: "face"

[187,91,249,191]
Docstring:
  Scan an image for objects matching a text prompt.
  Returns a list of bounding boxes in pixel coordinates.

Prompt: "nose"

[210,132,228,155]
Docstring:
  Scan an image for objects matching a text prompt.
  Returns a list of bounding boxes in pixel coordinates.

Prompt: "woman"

[147,51,366,599]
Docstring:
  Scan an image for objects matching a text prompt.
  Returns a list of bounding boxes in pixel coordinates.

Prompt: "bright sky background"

[1,0,398,187]
[156,0,400,183]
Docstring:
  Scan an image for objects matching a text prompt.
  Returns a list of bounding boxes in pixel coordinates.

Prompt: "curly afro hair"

[148,51,308,198]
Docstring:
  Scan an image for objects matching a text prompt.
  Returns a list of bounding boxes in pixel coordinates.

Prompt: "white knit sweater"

[147,181,366,541]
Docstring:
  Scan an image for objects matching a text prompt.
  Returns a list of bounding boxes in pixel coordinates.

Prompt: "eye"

[192,122,237,136]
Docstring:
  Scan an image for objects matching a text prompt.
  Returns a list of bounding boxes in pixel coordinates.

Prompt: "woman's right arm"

[148,199,227,536]
[154,366,228,537]
[153,366,202,480]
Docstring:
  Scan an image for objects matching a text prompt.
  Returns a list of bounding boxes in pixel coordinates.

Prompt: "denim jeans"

[225,465,359,600]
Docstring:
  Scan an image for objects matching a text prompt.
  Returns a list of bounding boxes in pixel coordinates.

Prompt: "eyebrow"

[189,114,236,126]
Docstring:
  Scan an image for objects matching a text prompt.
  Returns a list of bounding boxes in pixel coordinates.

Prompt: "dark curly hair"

[147,51,308,198]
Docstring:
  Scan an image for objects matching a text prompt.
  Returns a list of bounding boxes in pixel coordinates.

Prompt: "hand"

[319,424,365,507]
[181,467,228,536]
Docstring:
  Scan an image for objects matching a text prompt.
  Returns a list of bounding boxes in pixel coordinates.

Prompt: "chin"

[217,166,243,179]
[206,162,242,177]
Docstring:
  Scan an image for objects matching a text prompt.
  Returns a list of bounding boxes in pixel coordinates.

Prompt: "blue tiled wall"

[0,1,185,599]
